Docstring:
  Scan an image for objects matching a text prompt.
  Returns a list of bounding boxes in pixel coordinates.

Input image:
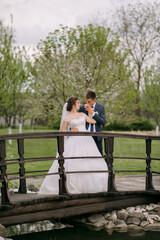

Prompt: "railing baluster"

[104,137,117,192]
[57,136,68,195]
[0,140,12,206]
[17,139,27,193]
[146,139,154,190]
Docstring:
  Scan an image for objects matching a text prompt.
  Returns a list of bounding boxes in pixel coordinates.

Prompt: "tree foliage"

[0,20,13,96]
[33,24,135,124]
[94,1,160,117]
[0,20,31,127]
[142,66,160,129]
[113,1,160,90]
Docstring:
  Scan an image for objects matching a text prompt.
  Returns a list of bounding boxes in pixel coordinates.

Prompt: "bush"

[51,119,61,130]
[46,118,60,129]
[103,121,130,131]
[103,119,155,131]
[130,119,155,131]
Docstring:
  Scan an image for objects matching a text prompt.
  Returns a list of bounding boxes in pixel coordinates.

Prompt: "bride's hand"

[71,128,79,132]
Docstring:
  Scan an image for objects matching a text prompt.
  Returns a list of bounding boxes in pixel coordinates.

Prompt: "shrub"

[130,119,155,131]
[103,121,130,131]
[103,119,155,131]
[51,119,61,130]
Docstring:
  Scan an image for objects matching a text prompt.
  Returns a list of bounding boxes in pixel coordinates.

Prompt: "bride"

[39,97,108,194]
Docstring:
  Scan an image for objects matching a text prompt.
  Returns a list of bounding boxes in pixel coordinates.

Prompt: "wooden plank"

[1,194,159,226]
[0,196,110,217]
[1,190,159,208]
[1,191,159,216]
[1,192,142,216]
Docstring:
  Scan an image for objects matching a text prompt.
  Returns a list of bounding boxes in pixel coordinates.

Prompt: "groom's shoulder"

[96,102,105,109]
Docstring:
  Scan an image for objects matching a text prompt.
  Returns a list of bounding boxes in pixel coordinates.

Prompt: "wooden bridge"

[0,131,160,226]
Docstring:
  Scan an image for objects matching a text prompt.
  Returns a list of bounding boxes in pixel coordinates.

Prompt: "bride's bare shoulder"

[65,114,72,119]
[65,112,84,120]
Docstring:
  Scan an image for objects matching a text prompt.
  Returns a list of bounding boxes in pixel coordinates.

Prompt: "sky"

[0,0,153,46]
[0,0,115,46]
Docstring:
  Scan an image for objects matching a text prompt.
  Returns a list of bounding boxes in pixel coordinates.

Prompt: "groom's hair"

[86,90,96,100]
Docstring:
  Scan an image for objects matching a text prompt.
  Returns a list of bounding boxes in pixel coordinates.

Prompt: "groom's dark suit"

[79,102,106,155]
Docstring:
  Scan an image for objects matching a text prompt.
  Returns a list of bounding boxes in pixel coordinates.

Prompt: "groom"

[79,90,106,155]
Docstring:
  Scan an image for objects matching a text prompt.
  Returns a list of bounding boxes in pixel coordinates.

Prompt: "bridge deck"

[0,190,160,226]
[0,175,160,227]
[1,132,160,227]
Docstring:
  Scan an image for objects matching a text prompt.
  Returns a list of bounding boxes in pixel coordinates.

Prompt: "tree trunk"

[8,127,12,146]
[135,63,141,117]
[19,122,22,133]
[31,117,34,132]
[12,114,16,128]
[156,125,159,136]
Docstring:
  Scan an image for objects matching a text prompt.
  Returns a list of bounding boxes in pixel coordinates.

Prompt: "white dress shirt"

[88,102,96,132]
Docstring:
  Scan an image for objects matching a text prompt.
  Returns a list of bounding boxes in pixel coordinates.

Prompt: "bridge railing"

[0,131,160,207]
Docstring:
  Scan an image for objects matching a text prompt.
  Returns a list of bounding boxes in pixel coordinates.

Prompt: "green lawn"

[114,138,160,174]
[0,127,57,176]
[0,127,160,176]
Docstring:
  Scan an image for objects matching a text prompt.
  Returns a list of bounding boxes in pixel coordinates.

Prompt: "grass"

[114,138,160,174]
[0,127,57,176]
[0,127,160,177]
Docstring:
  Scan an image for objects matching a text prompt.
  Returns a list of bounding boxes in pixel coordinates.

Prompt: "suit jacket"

[79,102,106,141]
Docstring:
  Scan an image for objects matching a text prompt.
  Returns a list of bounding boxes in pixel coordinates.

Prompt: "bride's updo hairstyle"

[67,97,78,111]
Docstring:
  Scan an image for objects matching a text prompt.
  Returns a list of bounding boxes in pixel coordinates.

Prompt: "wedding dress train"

[39,114,108,194]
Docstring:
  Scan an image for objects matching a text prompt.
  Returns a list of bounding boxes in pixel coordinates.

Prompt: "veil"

[56,103,70,157]
[59,103,70,143]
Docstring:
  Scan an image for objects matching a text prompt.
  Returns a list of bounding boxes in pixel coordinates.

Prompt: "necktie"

[91,106,94,132]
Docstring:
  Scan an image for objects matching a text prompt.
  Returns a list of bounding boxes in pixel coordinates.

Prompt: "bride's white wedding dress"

[39,114,108,194]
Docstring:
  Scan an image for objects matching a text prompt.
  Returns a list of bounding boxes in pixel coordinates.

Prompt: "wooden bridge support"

[17,139,27,193]
[104,137,117,192]
[57,136,68,195]
[146,139,154,191]
[0,140,12,206]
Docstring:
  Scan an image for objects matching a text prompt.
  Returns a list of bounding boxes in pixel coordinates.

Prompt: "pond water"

[7,221,160,240]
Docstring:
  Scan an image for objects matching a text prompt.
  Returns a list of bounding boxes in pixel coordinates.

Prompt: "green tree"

[112,1,160,116]
[0,46,30,127]
[142,66,160,135]
[0,20,31,131]
[0,20,13,97]
[33,24,134,124]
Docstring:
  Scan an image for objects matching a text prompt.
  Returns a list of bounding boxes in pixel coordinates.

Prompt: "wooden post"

[57,136,68,195]
[0,140,12,205]
[104,137,117,192]
[17,139,27,193]
[146,139,154,190]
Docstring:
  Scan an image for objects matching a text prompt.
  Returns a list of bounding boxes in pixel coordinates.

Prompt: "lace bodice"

[65,114,86,131]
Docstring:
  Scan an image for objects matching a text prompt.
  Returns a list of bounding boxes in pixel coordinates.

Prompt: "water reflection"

[7,220,72,237]
[8,222,160,240]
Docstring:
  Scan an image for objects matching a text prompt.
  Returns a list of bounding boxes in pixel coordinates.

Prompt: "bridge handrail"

[0,131,160,140]
[0,131,160,207]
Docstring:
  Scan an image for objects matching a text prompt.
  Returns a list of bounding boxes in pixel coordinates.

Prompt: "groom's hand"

[84,104,94,115]
[71,128,79,132]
